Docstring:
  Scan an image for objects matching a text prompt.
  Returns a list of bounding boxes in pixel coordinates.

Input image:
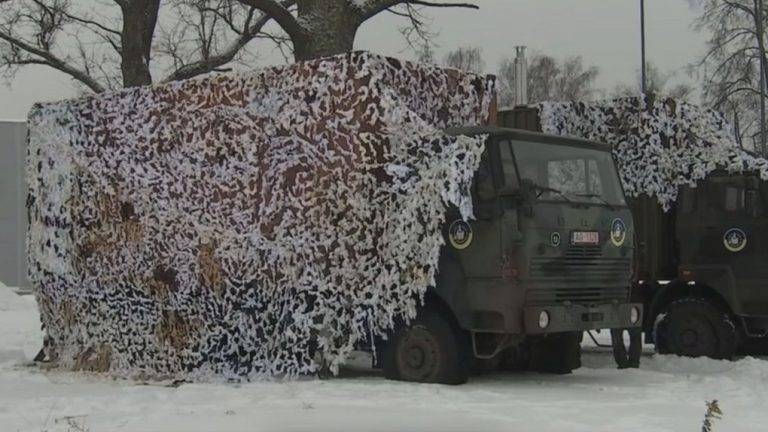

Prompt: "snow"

[2,282,768,431]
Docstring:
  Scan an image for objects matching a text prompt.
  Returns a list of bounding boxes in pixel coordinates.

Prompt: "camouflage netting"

[539,97,768,209]
[27,52,496,380]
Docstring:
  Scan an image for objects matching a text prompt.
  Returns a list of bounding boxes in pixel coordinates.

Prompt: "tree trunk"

[293,0,360,61]
[753,0,768,155]
[119,0,161,87]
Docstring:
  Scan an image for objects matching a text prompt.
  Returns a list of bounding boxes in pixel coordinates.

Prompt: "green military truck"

[378,126,643,384]
[630,175,768,359]
[500,106,768,361]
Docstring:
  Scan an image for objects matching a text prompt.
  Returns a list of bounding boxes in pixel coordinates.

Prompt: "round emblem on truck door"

[610,218,627,247]
[551,232,561,247]
[448,220,473,250]
[724,228,747,253]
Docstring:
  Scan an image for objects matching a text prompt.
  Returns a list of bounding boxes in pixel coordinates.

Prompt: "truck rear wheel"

[654,297,737,360]
[382,309,469,384]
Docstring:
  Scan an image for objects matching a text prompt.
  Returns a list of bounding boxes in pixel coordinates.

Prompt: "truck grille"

[525,246,631,306]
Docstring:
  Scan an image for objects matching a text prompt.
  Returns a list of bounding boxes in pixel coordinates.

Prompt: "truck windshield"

[510,139,626,206]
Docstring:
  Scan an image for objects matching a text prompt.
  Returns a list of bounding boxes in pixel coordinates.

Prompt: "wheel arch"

[646,280,735,333]
[423,288,463,331]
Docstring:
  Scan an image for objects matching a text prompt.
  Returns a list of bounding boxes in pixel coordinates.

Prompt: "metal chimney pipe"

[514,46,528,106]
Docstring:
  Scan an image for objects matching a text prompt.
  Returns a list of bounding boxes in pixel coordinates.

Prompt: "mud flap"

[529,332,582,374]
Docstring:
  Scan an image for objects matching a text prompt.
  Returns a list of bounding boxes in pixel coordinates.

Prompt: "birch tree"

[692,0,768,148]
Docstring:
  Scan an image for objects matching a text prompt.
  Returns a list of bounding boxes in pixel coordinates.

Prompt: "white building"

[0,120,28,289]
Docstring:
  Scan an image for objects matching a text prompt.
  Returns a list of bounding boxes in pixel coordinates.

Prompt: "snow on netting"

[538,97,768,209]
[26,52,496,380]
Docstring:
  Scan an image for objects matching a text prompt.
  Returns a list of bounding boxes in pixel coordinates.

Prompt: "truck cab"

[638,171,768,358]
[380,127,642,384]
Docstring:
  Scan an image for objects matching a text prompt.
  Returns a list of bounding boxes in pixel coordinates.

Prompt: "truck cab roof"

[446,126,613,152]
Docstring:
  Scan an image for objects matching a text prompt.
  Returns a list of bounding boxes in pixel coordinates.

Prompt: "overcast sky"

[0,0,707,119]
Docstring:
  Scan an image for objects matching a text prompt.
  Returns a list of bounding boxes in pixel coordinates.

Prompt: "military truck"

[630,176,768,359]
[500,106,768,361]
[378,126,643,384]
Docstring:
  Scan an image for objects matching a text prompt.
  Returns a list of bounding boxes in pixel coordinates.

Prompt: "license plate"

[571,231,599,245]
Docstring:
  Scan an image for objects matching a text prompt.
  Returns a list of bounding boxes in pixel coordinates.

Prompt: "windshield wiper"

[574,193,616,210]
[530,184,577,205]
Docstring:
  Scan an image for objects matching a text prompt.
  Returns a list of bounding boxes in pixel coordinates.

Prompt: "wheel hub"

[681,329,699,347]
[675,316,716,356]
[406,346,426,369]
[397,327,439,381]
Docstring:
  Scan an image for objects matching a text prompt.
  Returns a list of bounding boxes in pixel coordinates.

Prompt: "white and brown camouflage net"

[27,52,496,379]
[539,97,768,209]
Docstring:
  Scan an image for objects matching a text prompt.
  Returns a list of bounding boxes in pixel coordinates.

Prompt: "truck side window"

[474,149,495,201]
[708,177,746,214]
[498,140,519,192]
[724,186,743,212]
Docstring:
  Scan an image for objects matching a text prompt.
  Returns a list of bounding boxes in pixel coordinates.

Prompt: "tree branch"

[234,0,304,40]
[0,30,105,92]
[357,0,478,22]
[161,12,274,82]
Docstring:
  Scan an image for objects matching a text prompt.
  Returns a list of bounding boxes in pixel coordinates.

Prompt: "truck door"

[450,141,503,279]
[496,139,522,273]
[729,176,768,316]
[439,140,506,331]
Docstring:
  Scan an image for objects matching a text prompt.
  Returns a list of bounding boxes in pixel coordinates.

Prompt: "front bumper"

[523,303,643,334]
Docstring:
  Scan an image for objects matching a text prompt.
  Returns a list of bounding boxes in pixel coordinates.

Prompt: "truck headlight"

[538,310,550,329]
[630,306,640,324]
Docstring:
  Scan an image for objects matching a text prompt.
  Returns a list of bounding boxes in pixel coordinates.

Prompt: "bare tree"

[614,62,694,101]
[497,53,599,106]
[158,0,292,83]
[1,0,477,93]
[691,0,767,148]
[234,0,479,62]
[442,46,484,73]
[0,0,291,91]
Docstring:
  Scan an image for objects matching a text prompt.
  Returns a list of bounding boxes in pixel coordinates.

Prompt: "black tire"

[382,309,469,385]
[654,297,737,360]
[611,328,642,369]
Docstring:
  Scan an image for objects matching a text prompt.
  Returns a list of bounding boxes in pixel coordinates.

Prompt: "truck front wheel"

[381,309,469,385]
[654,297,737,360]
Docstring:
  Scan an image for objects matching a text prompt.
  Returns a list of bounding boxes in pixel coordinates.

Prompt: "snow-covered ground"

[2,283,767,432]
